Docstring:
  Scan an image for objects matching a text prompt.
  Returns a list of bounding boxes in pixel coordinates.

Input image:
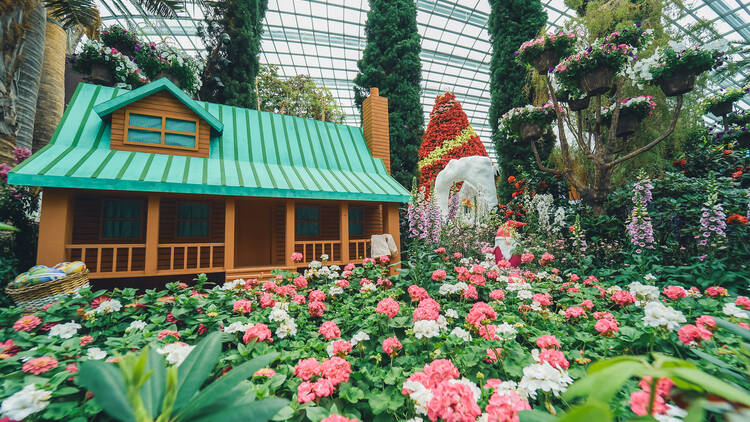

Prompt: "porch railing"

[66,244,147,277]
[157,243,225,273]
[349,239,371,262]
[294,240,342,263]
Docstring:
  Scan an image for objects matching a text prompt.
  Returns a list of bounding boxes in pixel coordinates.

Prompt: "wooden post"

[225,198,235,270]
[36,188,72,266]
[384,203,401,275]
[339,203,349,264]
[285,199,295,267]
[144,195,160,274]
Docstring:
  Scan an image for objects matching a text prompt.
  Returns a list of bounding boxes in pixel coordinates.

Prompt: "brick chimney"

[361,87,391,173]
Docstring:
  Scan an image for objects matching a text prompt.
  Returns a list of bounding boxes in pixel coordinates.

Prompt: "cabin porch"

[37,188,400,281]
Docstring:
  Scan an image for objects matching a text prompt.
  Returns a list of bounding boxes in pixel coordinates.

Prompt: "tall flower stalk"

[697,177,726,248]
[626,174,655,254]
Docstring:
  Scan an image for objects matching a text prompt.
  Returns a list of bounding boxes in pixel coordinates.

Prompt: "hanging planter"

[659,73,696,97]
[519,122,543,142]
[614,113,641,137]
[709,100,734,117]
[88,63,114,85]
[531,49,560,75]
[579,67,615,96]
[567,96,590,111]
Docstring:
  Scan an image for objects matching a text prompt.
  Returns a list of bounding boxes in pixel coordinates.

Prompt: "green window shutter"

[296,206,320,236]
[177,202,210,237]
[349,207,363,235]
[102,199,142,239]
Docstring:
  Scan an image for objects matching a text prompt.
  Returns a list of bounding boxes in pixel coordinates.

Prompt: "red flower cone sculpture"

[417,92,488,194]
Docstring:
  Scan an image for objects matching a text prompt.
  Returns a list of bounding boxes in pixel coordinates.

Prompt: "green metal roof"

[93,78,224,133]
[9,82,409,203]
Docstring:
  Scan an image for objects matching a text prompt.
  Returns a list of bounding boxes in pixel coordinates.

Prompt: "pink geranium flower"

[466,302,497,328]
[321,415,358,422]
[13,315,41,332]
[22,356,58,375]
[705,286,729,297]
[157,329,180,340]
[320,356,351,385]
[243,323,273,344]
[595,318,619,337]
[309,300,326,317]
[294,357,322,380]
[484,347,503,363]
[427,380,482,422]
[663,286,687,300]
[677,324,712,346]
[611,290,636,307]
[382,337,403,355]
[536,335,561,349]
[376,298,400,318]
[696,315,716,330]
[232,299,253,314]
[736,296,750,310]
[80,336,94,346]
[330,340,353,357]
[536,348,569,369]
[309,289,326,302]
[318,321,341,340]
[293,276,308,289]
[422,359,460,388]
[408,285,429,302]
[489,289,505,301]
[431,269,447,281]
[485,391,531,422]
[290,252,303,263]
[253,368,276,378]
[564,306,586,319]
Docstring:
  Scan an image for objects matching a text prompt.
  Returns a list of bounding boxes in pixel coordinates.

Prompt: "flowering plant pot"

[700,84,749,116]
[516,31,577,74]
[566,96,590,111]
[614,112,641,137]
[519,122,543,142]
[659,73,696,97]
[709,100,734,117]
[579,66,615,96]
[88,63,114,85]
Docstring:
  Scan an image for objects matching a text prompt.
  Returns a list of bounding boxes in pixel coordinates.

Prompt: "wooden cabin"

[9,79,408,281]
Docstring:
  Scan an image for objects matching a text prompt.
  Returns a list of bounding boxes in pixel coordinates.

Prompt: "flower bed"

[1,249,749,421]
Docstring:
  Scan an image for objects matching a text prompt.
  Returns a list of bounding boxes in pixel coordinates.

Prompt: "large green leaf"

[669,367,750,406]
[174,331,223,410]
[564,361,644,401]
[190,398,288,422]
[141,347,167,418]
[0,222,19,231]
[517,409,557,422]
[78,360,136,422]
[715,318,750,342]
[175,352,279,420]
[557,401,613,422]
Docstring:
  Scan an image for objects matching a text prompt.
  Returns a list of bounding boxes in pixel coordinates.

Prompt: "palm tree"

[0,0,186,162]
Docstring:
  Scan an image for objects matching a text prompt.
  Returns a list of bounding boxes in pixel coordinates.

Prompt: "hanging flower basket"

[659,73,696,97]
[709,100,734,117]
[579,67,615,96]
[519,122,543,142]
[88,63,114,85]
[567,96,590,111]
[531,49,561,75]
[615,112,641,137]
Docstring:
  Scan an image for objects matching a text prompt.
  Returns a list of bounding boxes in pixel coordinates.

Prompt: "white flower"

[272,302,289,312]
[445,309,459,319]
[518,363,573,399]
[405,418,425,422]
[157,342,194,366]
[96,299,122,314]
[450,327,472,342]
[219,279,243,290]
[644,273,657,282]
[49,321,81,339]
[629,281,660,306]
[413,320,440,339]
[0,384,51,421]
[506,280,531,292]
[224,321,253,334]
[126,320,147,333]
[329,286,344,296]
[517,290,533,300]
[436,315,448,331]
[655,404,687,422]
[487,380,519,396]
[642,301,686,331]
[403,380,432,415]
[320,254,329,261]
[87,347,107,360]
[723,303,749,319]
[360,282,377,293]
[268,308,290,323]
[275,318,297,339]
[495,322,517,340]
[350,331,370,346]
[309,260,322,269]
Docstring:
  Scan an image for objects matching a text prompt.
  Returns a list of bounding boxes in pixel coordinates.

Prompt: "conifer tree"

[200,0,268,108]
[354,0,423,188]
[488,0,547,185]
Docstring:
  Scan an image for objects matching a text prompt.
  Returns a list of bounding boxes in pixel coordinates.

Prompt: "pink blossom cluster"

[408,285,430,302]
[382,336,403,355]
[629,377,674,416]
[564,306,586,319]
[232,299,253,314]
[485,389,530,422]
[376,297,400,319]
[402,359,481,422]
[243,323,273,344]
[318,321,341,340]
[413,297,441,321]
[611,290,636,307]
[466,302,497,328]
[663,285,687,300]
[295,356,352,403]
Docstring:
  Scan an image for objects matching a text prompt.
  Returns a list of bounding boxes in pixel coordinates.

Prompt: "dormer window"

[125,111,199,150]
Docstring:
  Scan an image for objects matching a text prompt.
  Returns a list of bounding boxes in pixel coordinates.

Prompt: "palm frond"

[45,0,98,29]
[138,0,184,18]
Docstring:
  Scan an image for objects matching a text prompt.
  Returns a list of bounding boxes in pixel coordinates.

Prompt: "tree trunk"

[32,10,66,152]
[15,3,46,151]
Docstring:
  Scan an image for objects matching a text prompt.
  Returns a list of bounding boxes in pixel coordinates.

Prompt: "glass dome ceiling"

[95,0,750,160]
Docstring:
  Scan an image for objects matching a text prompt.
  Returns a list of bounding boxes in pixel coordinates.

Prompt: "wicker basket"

[5,270,90,312]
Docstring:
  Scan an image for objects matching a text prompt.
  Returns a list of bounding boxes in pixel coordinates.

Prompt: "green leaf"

[339,384,365,403]
[190,398,288,422]
[668,367,750,406]
[587,355,643,374]
[368,390,391,415]
[715,318,750,341]
[305,405,330,421]
[174,331,223,410]
[0,222,19,231]
[564,361,644,401]
[557,401,613,422]
[176,352,279,420]
[141,347,166,419]
[518,409,557,422]
[78,360,136,422]
[271,406,295,421]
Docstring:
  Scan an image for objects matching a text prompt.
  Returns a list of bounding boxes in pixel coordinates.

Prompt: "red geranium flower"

[727,214,749,225]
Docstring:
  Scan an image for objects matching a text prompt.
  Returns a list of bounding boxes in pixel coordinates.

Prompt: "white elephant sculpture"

[434,155,498,220]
